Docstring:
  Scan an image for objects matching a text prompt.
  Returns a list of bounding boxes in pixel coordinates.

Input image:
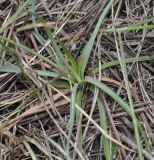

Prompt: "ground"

[0,0,154,160]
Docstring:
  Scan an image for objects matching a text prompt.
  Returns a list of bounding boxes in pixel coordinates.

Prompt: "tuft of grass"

[0,0,154,159]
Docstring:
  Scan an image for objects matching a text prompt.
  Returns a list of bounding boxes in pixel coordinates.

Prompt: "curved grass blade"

[85,76,150,158]
[55,37,80,75]
[0,58,65,81]
[90,86,112,160]
[0,57,64,80]
[33,31,60,64]
[44,27,81,82]
[39,19,64,67]
[0,64,21,74]
[0,64,65,79]
[78,0,114,76]
[85,76,131,114]
[93,55,154,73]
[0,56,21,73]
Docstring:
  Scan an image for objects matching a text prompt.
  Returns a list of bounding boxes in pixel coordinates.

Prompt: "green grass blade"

[33,31,60,64]
[118,32,143,160]
[103,17,154,33]
[0,64,21,74]
[85,76,131,114]
[44,27,81,82]
[75,87,84,152]
[55,37,80,74]
[128,17,154,27]
[0,64,63,78]
[90,85,112,160]
[0,57,65,79]
[78,0,114,76]
[104,24,154,33]
[97,97,112,160]
[93,55,154,73]
[43,26,64,65]
[66,83,78,157]
[85,76,150,153]
[50,80,70,89]
[35,70,62,78]
[0,56,21,73]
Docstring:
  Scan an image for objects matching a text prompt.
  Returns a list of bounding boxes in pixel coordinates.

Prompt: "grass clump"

[0,0,154,159]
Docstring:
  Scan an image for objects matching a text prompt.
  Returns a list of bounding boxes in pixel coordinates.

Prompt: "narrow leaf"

[78,0,114,75]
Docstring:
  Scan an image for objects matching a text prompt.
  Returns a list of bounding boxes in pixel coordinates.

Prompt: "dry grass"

[0,0,154,159]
